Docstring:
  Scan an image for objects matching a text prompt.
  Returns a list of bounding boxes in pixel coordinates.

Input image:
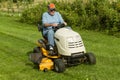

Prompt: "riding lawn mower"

[29,24,96,73]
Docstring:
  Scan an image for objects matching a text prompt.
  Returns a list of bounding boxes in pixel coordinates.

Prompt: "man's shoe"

[49,50,57,56]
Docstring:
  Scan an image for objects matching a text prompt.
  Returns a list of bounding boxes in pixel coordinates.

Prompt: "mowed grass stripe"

[0,24,40,44]
[77,30,120,57]
[0,16,41,43]
[0,15,120,80]
[0,16,43,80]
[0,30,35,79]
[0,33,33,55]
[0,31,35,45]
[0,29,34,62]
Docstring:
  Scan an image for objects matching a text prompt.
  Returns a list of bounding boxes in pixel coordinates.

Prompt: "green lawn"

[0,15,120,80]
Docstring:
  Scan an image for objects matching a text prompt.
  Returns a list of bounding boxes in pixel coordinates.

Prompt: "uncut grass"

[72,28,120,80]
[0,16,120,80]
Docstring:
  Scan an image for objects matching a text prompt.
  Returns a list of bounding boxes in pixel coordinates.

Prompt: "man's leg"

[47,29,55,47]
[47,29,57,55]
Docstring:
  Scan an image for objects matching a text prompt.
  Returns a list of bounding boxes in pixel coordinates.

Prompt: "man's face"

[48,9,55,16]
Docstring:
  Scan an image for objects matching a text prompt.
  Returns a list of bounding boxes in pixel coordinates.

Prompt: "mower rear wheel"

[85,53,96,64]
[31,47,43,64]
[29,53,42,64]
[33,47,41,53]
[54,59,65,73]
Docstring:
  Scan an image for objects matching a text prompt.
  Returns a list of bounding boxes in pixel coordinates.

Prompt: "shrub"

[20,0,120,36]
[20,2,47,24]
[13,0,17,3]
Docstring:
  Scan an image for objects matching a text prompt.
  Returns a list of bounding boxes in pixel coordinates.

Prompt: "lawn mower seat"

[38,24,47,40]
[38,24,43,32]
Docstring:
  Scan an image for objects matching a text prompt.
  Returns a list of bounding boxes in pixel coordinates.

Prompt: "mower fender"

[39,58,54,71]
[41,48,60,58]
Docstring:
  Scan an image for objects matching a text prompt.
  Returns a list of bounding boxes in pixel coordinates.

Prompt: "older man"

[42,3,67,54]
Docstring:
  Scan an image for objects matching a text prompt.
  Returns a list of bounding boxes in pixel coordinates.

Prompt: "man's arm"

[57,12,67,26]
[43,23,58,27]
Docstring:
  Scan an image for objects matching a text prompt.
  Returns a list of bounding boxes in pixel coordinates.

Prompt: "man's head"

[48,3,56,16]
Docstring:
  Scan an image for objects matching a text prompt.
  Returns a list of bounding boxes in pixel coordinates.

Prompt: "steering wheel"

[53,23,65,32]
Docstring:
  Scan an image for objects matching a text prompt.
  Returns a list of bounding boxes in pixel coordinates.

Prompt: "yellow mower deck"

[39,58,54,71]
[39,47,60,71]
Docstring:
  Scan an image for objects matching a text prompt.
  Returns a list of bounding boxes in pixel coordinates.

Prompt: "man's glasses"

[50,9,56,12]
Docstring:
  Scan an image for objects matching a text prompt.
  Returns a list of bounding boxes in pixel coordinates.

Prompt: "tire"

[33,47,41,53]
[29,53,42,64]
[54,59,65,73]
[29,47,43,64]
[85,53,96,64]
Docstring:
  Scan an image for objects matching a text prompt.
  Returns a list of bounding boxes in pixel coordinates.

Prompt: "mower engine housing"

[54,28,86,56]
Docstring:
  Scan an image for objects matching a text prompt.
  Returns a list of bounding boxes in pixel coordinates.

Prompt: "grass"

[0,15,120,80]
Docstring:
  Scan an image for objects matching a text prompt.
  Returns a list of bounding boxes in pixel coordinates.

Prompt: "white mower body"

[54,28,86,56]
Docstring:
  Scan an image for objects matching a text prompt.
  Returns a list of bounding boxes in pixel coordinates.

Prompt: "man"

[42,3,67,54]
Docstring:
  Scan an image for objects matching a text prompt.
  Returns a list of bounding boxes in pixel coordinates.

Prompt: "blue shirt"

[42,12,64,30]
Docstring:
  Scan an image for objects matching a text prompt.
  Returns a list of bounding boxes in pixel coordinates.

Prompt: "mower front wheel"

[85,53,96,65]
[54,59,65,73]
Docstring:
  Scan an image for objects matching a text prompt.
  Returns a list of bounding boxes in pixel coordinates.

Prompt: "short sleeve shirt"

[42,12,64,30]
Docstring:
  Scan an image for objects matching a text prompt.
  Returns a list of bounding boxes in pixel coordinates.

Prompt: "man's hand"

[63,22,67,26]
[44,22,67,27]
[51,23,58,27]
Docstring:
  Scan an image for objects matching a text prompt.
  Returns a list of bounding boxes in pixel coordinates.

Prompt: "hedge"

[20,0,120,36]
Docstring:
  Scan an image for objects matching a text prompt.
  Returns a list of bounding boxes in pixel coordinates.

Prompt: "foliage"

[0,0,34,3]
[20,2,47,24]
[20,0,120,36]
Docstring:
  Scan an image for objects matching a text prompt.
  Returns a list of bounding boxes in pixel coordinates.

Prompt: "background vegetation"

[19,0,120,37]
